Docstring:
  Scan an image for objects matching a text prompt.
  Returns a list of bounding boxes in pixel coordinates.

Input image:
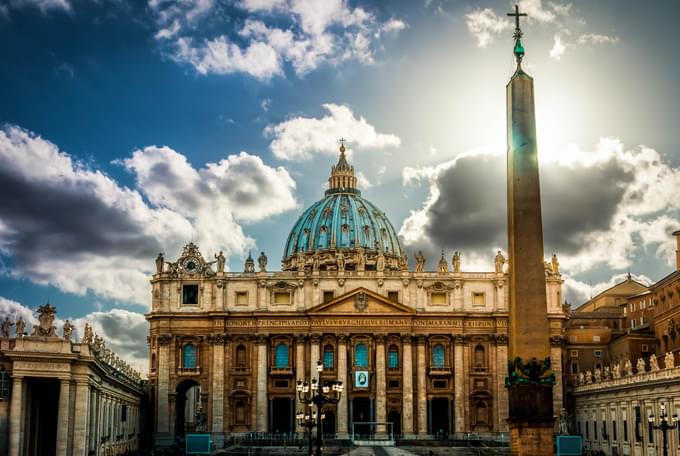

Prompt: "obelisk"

[505,5,555,455]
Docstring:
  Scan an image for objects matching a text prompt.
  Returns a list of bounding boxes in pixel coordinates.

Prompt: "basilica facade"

[147,145,567,448]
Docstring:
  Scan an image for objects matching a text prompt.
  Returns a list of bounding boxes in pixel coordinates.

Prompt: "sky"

[1,0,680,374]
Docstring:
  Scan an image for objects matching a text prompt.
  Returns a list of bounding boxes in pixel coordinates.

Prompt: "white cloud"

[0,125,298,306]
[355,171,373,189]
[465,8,512,48]
[577,33,620,45]
[0,297,39,332]
[8,0,71,13]
[563,272,653,307]
[549,33,568,59]
[266,103,401,161]
[381,18,407,33]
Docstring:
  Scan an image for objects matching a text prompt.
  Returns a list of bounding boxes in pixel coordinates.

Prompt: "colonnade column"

[72,379,90,455]
[8,376,23,456]
[337,334,349,438]
[255,334,268,432]
[295,334,307,434]
[310,333,321,383]
[375,335,387,435]
[401,335,414,438]
[55,378,71,455]
[210,333,225,446]
[157,334,172,436]
[551,336,564,417]
[416,335,428,437]
[454,335,465,433]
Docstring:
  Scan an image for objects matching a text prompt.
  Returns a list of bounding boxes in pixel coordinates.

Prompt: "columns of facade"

[401,335,414,437]
[72,379,90,455]
[550,337,564,417]
[375,334,387,434]
[8,376,23,456]
[295,334,307,434]
[416,335,428,436]
[454,335,466,433]
[337,334,349,438]
[255,334,269,432]
[310,333,321,383]
[210,334,226,444]
[55,379,71,455]
[495,335,509,431]
[157,334,172,435]
[87,387,96,453]
[223,336,232,434]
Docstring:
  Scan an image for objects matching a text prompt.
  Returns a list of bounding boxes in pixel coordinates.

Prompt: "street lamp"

[648,402,679,456]
[296,360,343,456]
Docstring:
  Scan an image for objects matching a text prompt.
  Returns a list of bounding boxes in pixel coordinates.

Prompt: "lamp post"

[296,360,343,456]
[648,402,679,456]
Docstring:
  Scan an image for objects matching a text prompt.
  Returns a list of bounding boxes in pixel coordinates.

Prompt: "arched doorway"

[387,411,401,439]
[323,410,336,438]
[175,379,201,437]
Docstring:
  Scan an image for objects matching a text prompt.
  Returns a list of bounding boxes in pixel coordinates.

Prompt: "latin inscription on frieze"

[14,361,70,372]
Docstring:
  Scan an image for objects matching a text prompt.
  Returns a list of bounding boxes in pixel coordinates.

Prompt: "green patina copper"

[513,38,525,61]
[505,356,556,387]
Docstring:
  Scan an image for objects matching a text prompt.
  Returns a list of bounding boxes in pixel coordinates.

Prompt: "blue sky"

[2,0,680,371]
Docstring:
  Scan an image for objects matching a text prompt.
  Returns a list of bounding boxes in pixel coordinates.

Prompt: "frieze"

[413,319,463,327]
[258,319,308,327]
[464,320,496,328]
[14,360,70,372]
[310,318,412,327]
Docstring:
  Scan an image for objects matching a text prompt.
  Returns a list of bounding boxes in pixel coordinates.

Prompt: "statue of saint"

[577,372,585,385]
[415,251,425,273]
[584,370,592,384]
[312,251,321,271]
[258,251,267,272]
[437,250,448,273]
[650,354,660,371]
[624,359,633,376]
[376,249,385,272]
[15,316,25,336]
[63,320,74,340]
[559,408,570,435]
[1,317,13,338]
[494,250,505,273]
[612,362,621,379]
[336,251,345,272]
[603,365,611,380]
[636,357,646,374]
[83,322,94,344]
[593,367,601,382]
[155,253,164,273]
[399,253,408,271]
[665,352,675,369]
[452,251,461,273]
[357,247,366,272]
[297,251,306,271]
[215,251,225,273]
[551,253,560,274]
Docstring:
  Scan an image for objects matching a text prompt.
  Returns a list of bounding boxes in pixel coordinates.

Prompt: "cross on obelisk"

[507,4,528,65]
[507,4,526,32]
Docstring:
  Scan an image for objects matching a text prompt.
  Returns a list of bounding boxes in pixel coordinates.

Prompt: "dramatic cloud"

[152,0,407,80]
[0,125,297,306]
[266,103,401,160]
[399,138,680,301]
[0,297,39,333]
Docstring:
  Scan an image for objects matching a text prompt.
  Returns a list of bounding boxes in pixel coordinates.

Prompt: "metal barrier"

[350,422,394,442]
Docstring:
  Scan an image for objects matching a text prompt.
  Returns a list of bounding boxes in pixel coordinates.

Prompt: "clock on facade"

[182,257,200,274]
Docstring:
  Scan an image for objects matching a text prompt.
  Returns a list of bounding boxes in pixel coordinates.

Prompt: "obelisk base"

[507,384,555,456]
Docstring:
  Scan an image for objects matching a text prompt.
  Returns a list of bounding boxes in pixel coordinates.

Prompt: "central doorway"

[25,378,59,456]
[352,397,372,438]
[430,398,450,437]
[270,397,293,434]
[175,379,201,437]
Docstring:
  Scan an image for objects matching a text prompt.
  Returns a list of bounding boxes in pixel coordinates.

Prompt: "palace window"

[388,291,399,302]
[474,345,486,369]
[235,345,247,367]
[431,292,446,305]
[182,285,199,305]
[274,292,291,305]
[354,343,368,368]
[323,345,335,369]
[432,344,445,369]
[472,292,485,307]
[274,343,289,368]
[236,291,248,306]
[323,291,334,303]
[388,345,399,369]
[0,371,9,400]
[183,343,197,369]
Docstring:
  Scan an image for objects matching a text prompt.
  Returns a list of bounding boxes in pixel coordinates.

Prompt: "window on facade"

[474,345,485,368]
[593,350,602,357]
[235,345,247,367]
[183,343,197,368]
[594,421,597,439]
[569,335,577,343]
[388,291,399,302]
[602,421,607,440]
[648,419,653,443]
[586,421,589,439]
[612,420,617,441]
[631,319,636,329]
[431,292,446,305]
[274,343,289,368]
[642,344,648,352]
[623,419,628,441]
[324,345,334,369]
[0,371,9,400]
[323,291,334,303]
[236,292,248,305]
[593,335,601,342]
[121,404,128,422]
[571,362,578,374]
[634,406,642,442]
[432,344,445,369]
[472,292,485,306]
[274,292,291,305]
[388,345,399,369]
[354,343,368,368]
[182,285,199,305]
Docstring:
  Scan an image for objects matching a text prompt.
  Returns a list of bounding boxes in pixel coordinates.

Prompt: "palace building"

[147,145,567,448]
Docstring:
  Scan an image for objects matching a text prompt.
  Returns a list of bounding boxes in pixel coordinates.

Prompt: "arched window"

[235,345,247,367]
[432,344,445,369]
[183,344,197,369]
[324,345,335,369]
[354,343,368,368]
[388,345,399,369]
[274,343,289,368]
[474,345,485,368]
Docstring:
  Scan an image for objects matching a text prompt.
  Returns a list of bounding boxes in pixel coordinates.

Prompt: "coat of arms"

[354,292,367,312]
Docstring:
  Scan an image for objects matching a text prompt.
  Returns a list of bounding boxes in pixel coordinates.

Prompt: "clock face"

[182,257,200,274]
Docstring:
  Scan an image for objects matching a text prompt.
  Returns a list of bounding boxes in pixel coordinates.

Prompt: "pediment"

[308,287,415,315]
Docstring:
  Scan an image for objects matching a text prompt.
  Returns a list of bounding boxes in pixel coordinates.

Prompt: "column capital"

[374,334,387,344]
[157,334,173,345]
[549,335,563,347]
[401,334,414,345]
[255,334,268,345]
[493,333,509,345]
[208,333,228,345]
[415,335,428,345]
[336,334,349,344]
[295,333,308,343]
[309,333,322,343]
[453,334,468,345]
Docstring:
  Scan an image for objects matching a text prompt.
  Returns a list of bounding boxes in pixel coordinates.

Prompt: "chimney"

[674,230,680,271]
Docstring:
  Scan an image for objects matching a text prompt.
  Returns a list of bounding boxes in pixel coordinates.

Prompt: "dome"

[282,143,405,272]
